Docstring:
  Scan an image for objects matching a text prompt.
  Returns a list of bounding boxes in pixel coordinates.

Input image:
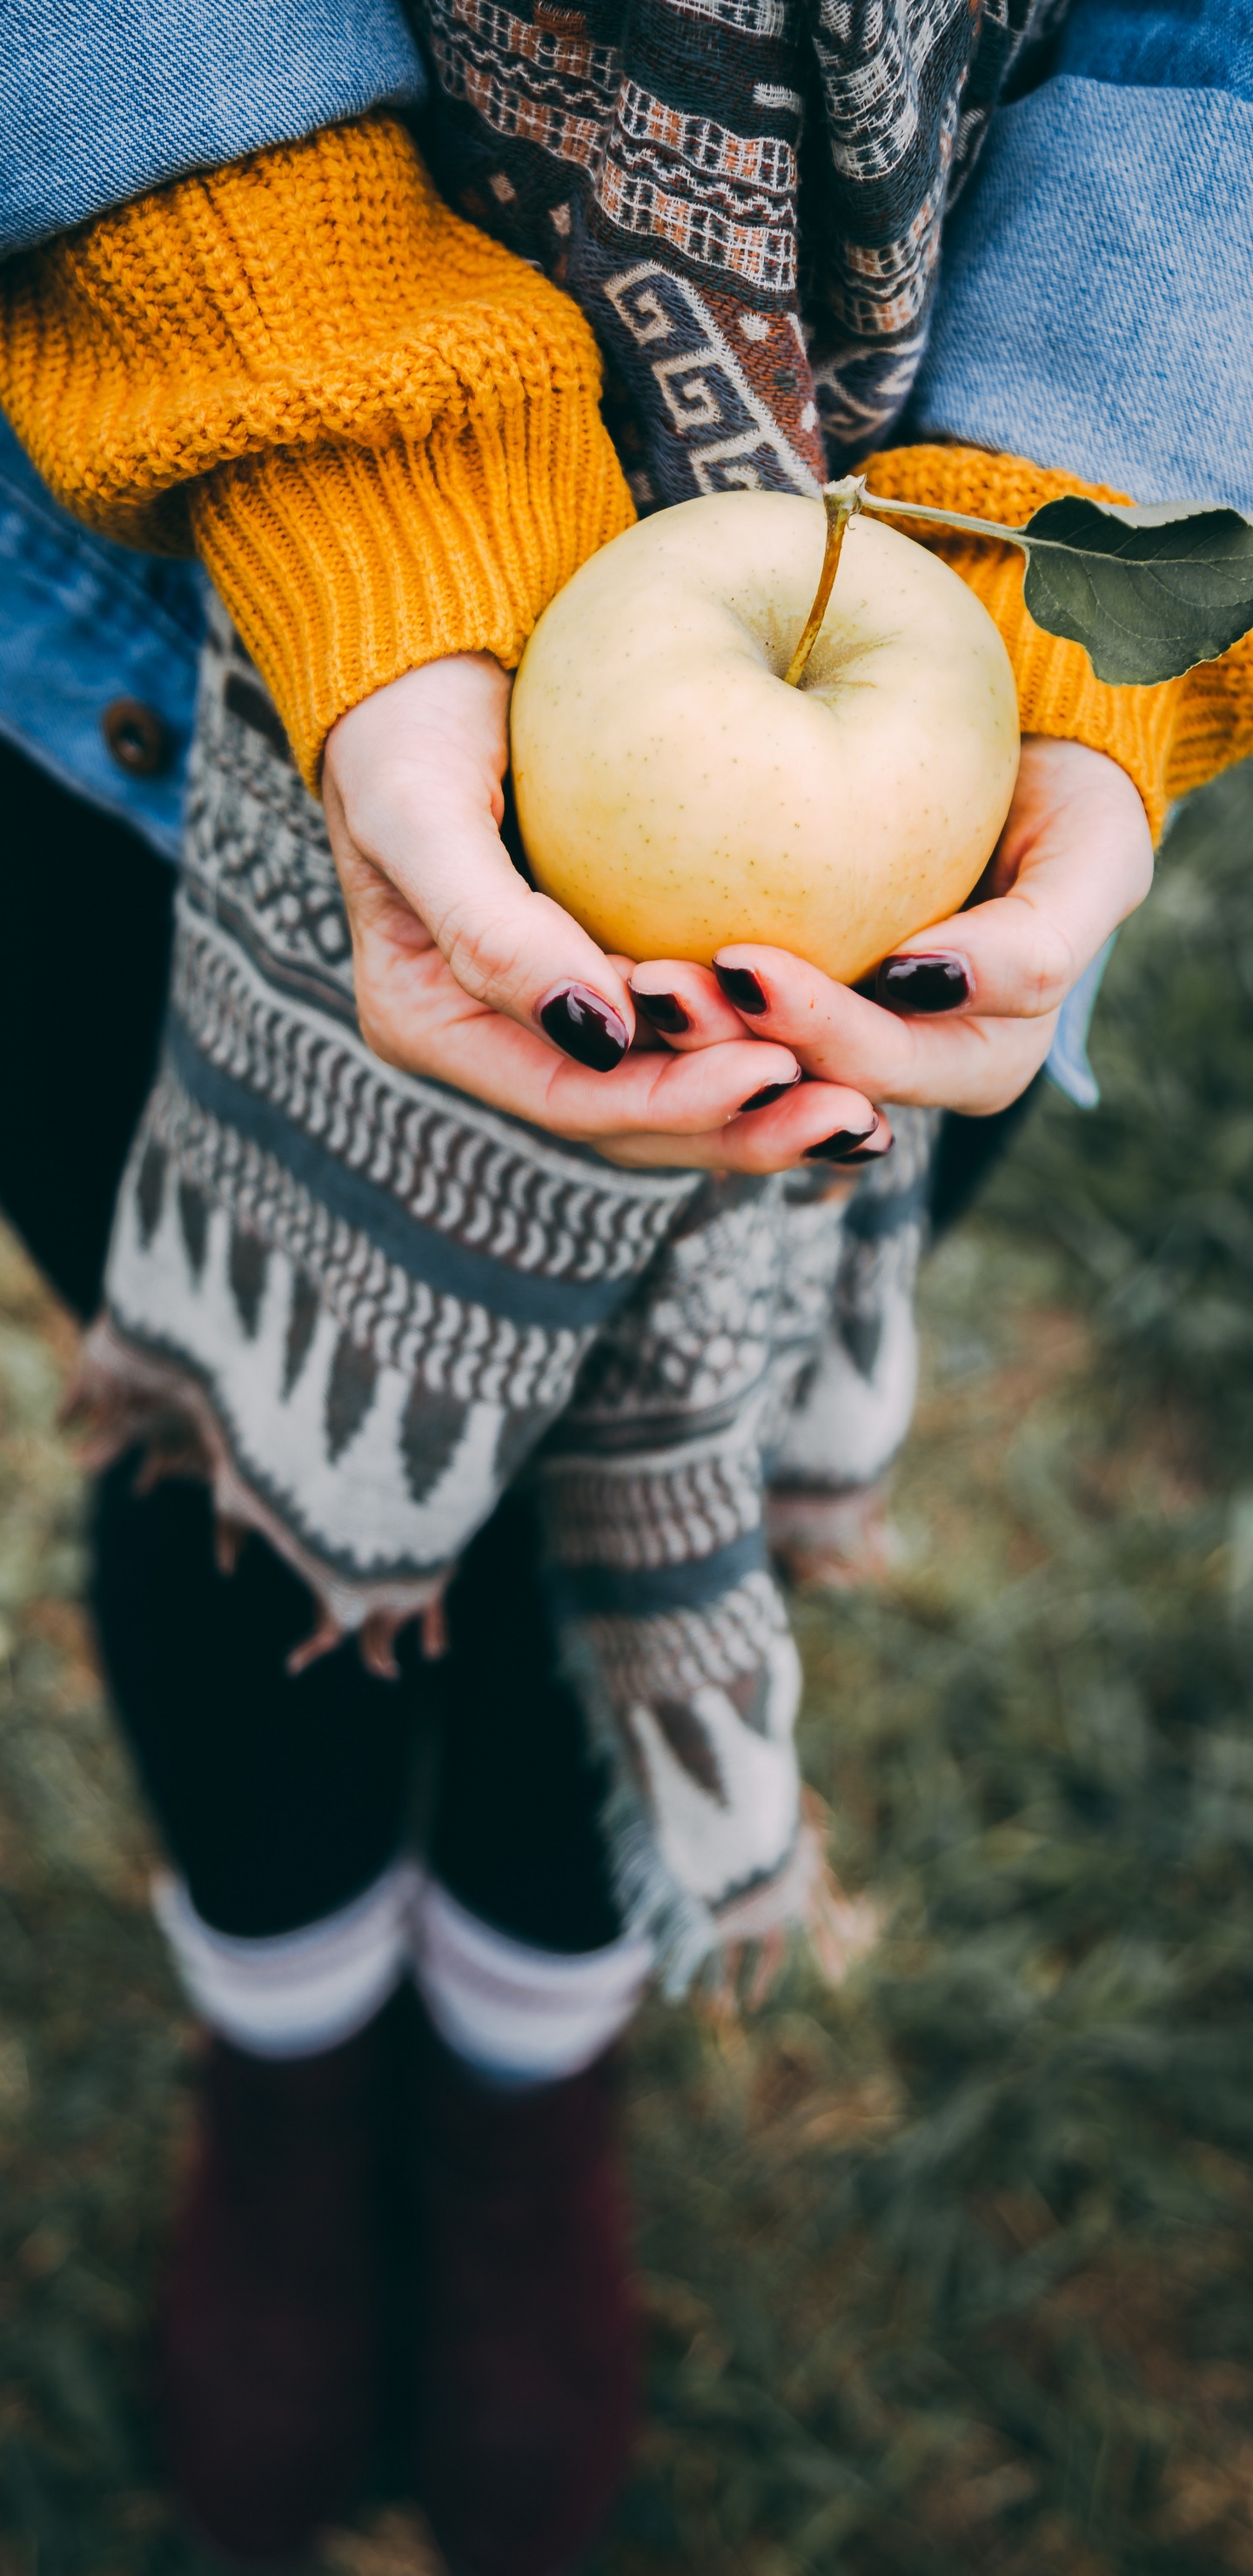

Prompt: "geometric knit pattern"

[77,598,935,1988]
[414,0,1071,505]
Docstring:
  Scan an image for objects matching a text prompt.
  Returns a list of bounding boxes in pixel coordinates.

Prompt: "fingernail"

[739,1075,798,1115]
[834,1135,894,1164]
[714,963,768,1015]
[631,987,692,1036]
[875,952,971,1014]
[537,982,629,1071]
[803,1118,887,1165]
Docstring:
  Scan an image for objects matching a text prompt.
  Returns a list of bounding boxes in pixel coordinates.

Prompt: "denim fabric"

[1055,0,1253,96]
[0,418,203,860]
[1046,940,1115,1111]
[1,0,425,254]
[913,76,1253,514]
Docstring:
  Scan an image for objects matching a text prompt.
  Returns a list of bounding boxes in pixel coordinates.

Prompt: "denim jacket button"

[102,696,169,777]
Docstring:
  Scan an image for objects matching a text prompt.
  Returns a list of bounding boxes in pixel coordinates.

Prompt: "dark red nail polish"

[835,1135,894,1164]
[714,963,768,1015]
[803,1118,885,1164]
[875,952,971,1014]
[739,1077,797,1114]
[537,983,629,1071]
[631,988,692,1036]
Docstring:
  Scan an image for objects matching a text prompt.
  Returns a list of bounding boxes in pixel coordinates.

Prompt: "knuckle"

[442,912,540,1019]
[1020,919,1078,1015]
[440,919,499,1005]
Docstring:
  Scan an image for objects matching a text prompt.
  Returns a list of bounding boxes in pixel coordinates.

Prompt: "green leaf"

[1019,494,1253,685]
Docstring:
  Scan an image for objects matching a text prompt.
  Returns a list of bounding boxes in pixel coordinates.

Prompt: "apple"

[510,491,1020,988]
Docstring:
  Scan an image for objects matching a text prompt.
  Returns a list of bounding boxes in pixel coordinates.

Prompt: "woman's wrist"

[194,386,631,789]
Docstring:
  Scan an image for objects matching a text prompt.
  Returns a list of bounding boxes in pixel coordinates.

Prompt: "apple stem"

[783,474,866,688]
[782,474,1041,694]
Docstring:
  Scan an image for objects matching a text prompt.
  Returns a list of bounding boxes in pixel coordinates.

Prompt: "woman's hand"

[324,653,640,1070]
[321,652,881,1171]
[629,738,1154,1118]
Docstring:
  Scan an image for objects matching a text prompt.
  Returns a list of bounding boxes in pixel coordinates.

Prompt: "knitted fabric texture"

[861,446,1253,844]
[76,601,933,1989]
[0,115,633,782]
[412,0,1061,490]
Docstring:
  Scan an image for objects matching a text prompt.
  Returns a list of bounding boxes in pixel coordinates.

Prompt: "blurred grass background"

[3,763,1253,2575]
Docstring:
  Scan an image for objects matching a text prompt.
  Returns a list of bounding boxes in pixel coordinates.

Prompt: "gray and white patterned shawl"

[78,606,937,1989]
[413,0,1070,503]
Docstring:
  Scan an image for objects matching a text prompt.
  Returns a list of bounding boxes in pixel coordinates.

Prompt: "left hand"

[321,651,881,1167]
[628,738,1155,1118]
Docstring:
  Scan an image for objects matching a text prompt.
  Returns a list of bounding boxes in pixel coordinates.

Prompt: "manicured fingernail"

[835,1134,894,1164]
[714,963,768,1015]
[739,1075,799,1115]
[536,983,629,1071]
[875,952,971,1014]
[803,1117,887,1165]
[631,987,692,1036]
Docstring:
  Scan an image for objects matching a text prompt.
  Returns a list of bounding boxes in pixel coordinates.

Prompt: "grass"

[3,762,1253,2573]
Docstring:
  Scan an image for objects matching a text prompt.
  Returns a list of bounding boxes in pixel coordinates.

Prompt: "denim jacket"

[1,0,1250,1085]
[1,0,425,854]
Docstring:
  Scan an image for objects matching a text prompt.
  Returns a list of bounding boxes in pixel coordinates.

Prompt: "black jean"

[0,740,620,1954]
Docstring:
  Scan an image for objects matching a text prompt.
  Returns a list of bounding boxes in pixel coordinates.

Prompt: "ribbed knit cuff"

[1167,631,1253,804]
[193,399,633,787]
[0,109,635,786]
[861,444,1253,843]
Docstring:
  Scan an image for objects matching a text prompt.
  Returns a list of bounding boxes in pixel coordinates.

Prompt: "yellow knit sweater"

[0,116,633,782]
[1,109,1248,828]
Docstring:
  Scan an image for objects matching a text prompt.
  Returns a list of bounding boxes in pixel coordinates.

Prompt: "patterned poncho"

[414,0,1069,502]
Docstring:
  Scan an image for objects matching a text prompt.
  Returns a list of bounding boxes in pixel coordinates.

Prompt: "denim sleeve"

[910,0,1253,511]
[0,416,204,859]
[1,0,426,253]
[913,3,1253,1110]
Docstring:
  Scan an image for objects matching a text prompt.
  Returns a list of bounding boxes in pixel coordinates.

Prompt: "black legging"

[0,739,620,1954]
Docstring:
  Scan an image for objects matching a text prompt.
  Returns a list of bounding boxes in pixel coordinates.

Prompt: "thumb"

[392,782,638,1070]
[324,655,636,1070]
[874,740,1153,1023]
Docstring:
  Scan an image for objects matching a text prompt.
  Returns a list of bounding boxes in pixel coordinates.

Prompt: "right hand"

[321,652,882,1172]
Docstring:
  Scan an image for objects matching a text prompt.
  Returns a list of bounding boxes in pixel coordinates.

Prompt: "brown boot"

[157,2002,403,2564]
[416,2027,640,2576]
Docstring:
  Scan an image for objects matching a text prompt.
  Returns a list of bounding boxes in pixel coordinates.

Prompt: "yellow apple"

[510,491,1020,986]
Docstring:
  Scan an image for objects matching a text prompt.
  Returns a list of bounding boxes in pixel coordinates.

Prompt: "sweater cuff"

[193,397,633,788]
[861,444,1253,843]
[0,110,634,788]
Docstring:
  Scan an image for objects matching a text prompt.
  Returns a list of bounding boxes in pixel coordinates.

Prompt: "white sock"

[152,1857,419,2058]
[410,1876,653,2087]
